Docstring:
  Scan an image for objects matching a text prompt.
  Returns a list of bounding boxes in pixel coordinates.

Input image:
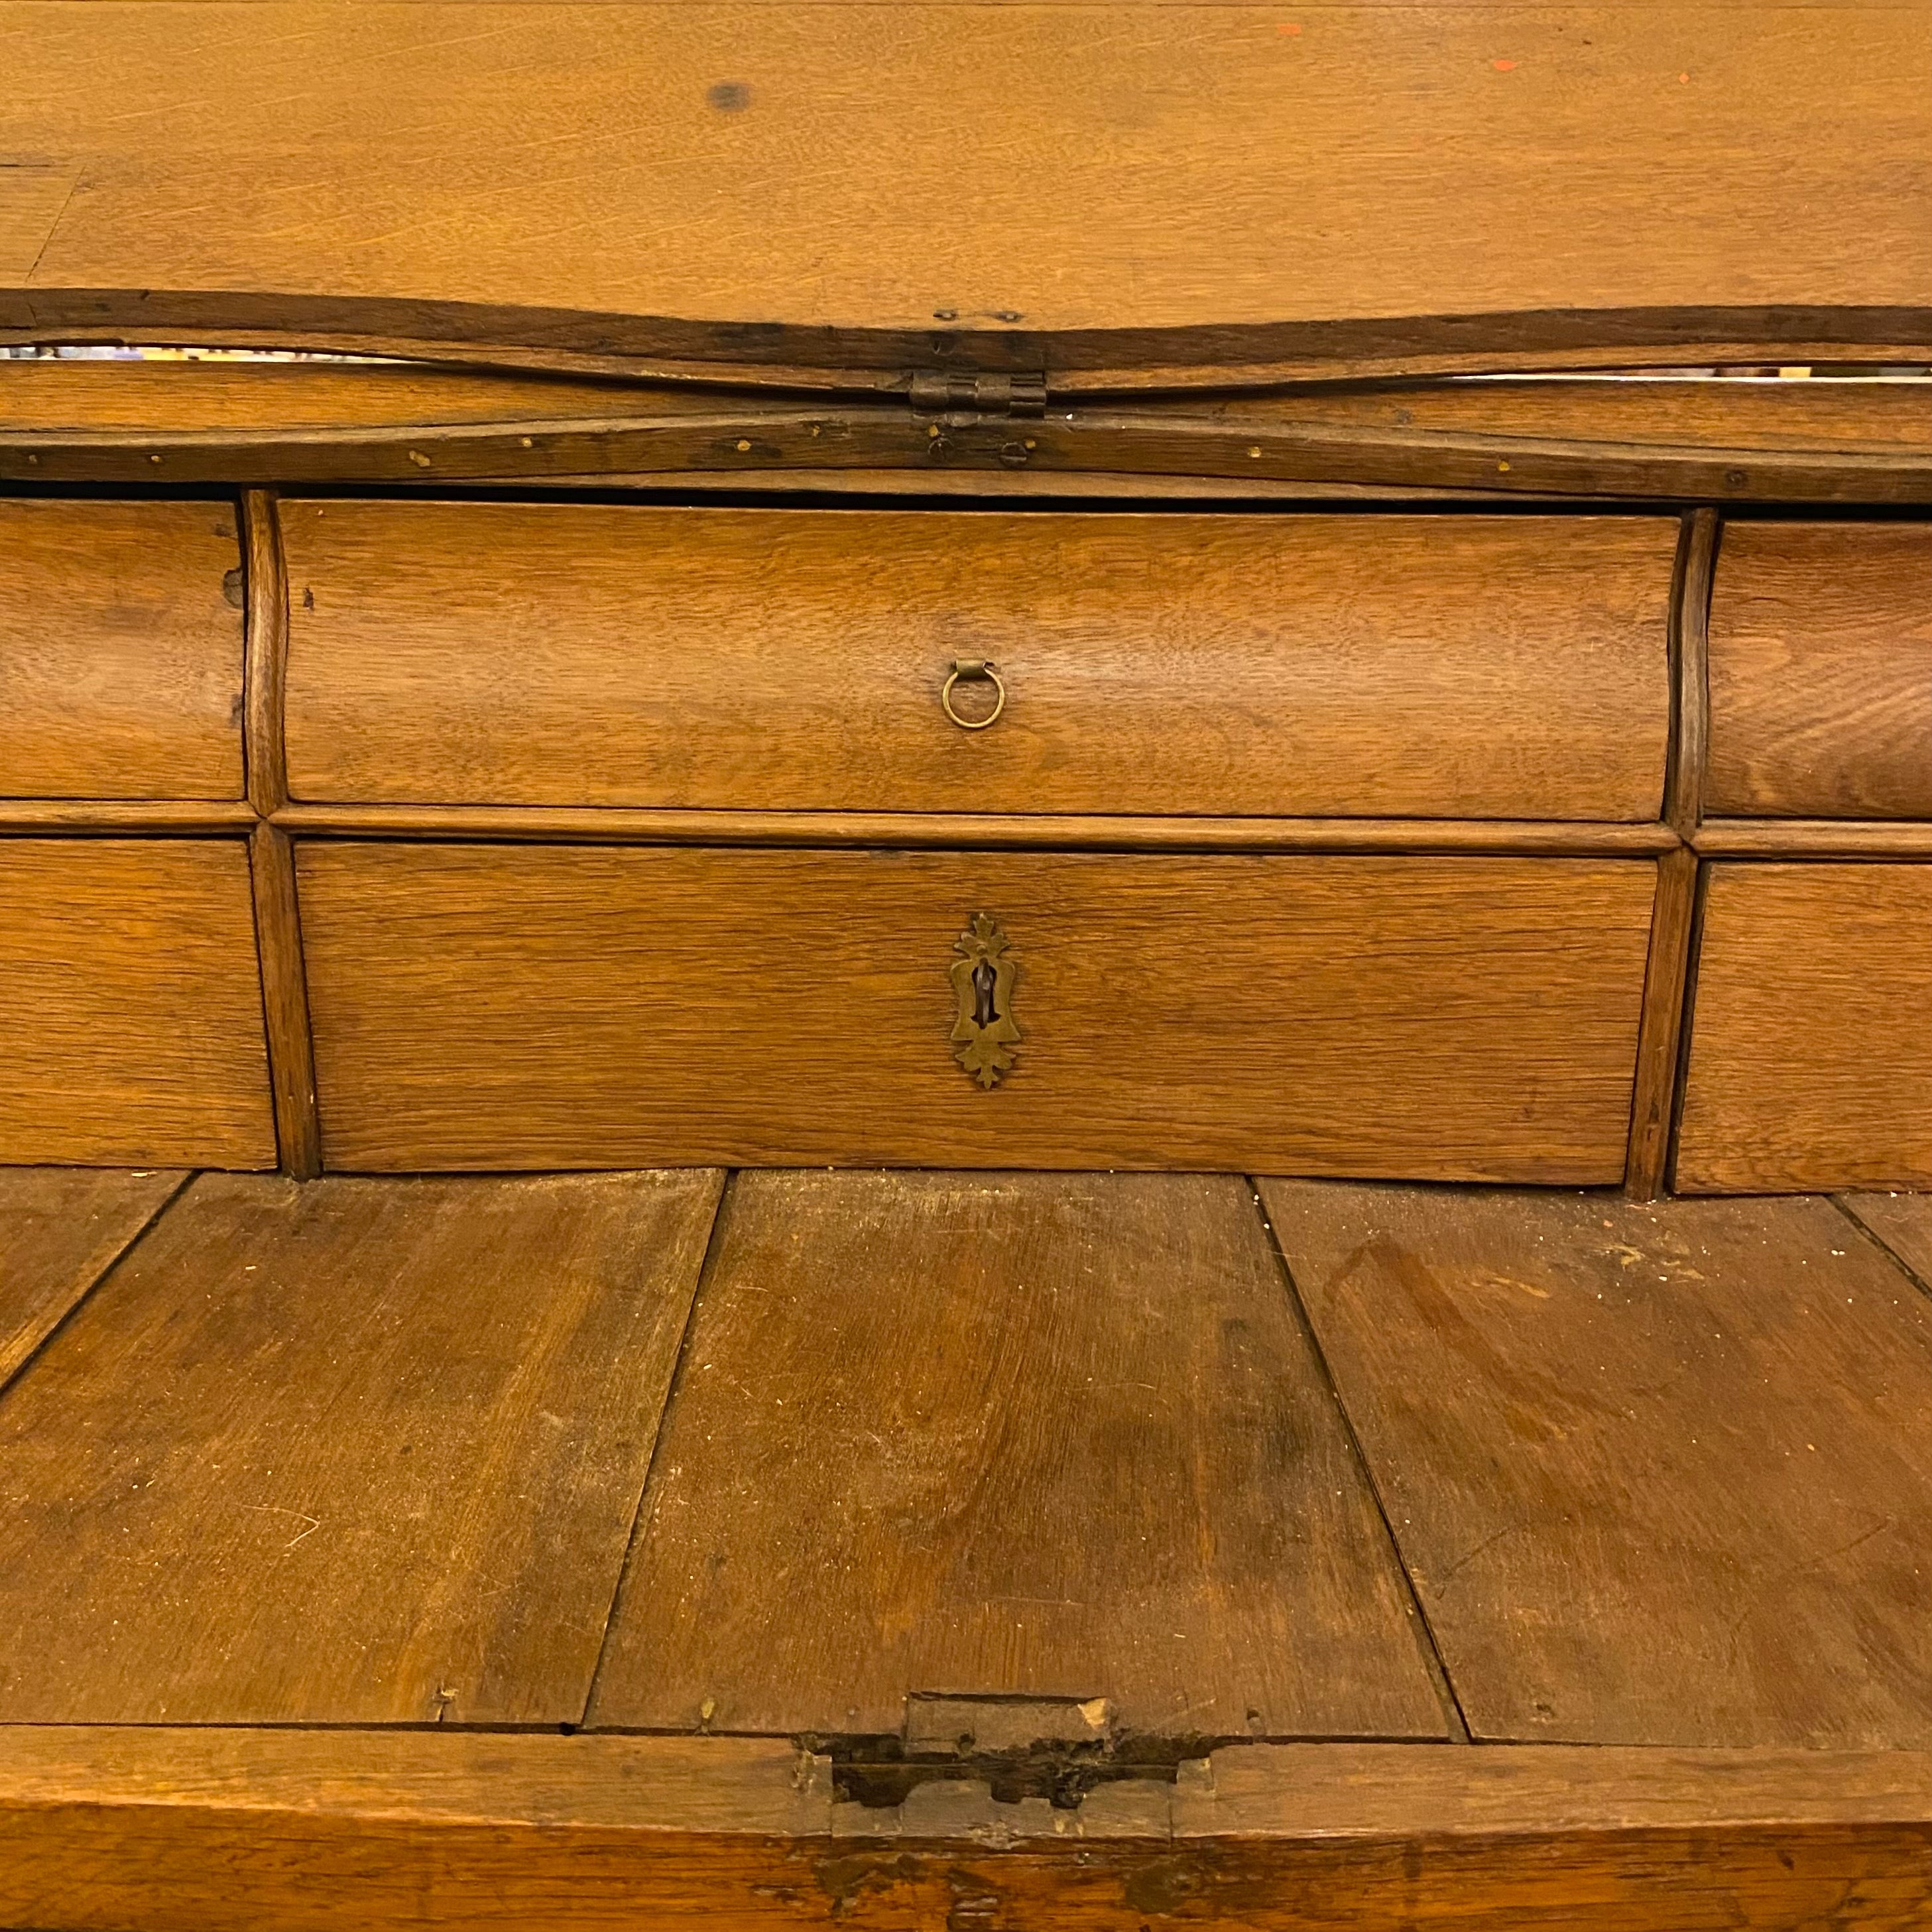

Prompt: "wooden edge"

[247,822,320,1179]
[1663,857,1716,1196]
[1694,821,1932,857]
[0,801,259,833]
[270,806,1680,857]
[1,1730,1925,1932]
[240,488,288,815]
[1623,846,1699,1201]
[1665,507,1720,838]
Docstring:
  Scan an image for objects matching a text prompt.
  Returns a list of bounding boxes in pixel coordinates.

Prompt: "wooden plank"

[3,5,1927,383]
[1664,508,1717,838]
[247,825,320,1178]
[0,800,257,832]
[1695,819,1932,857]
[0,500,243,800]
[282,504,1673,822]
[0,1728,1927,1932]
[589,1170,1449,1740]
[1839,1192,1932,1294]
[296,845,1656,1179]
[0,839,274,1168]
[1621,848,1696,1201]
[1675,863,1932,1192]
[1259,1181,1932,1749]
[0,1169,183,1388]
[0,1169,723,1723]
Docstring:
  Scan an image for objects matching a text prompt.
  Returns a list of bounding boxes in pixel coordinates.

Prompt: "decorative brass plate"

[950,914,1021,1088]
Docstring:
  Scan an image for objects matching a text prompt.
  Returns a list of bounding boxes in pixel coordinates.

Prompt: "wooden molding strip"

[270,805,1679,857]
[1665,508,1721,839]
[1624,847,1699,1201]
[240,490,290,815]
[1695,821,1932,857]
[0,1728,1924,1931]
[0,800,257,833]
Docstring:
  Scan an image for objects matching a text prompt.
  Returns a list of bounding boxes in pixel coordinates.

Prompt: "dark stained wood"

[0,1170,723,1724]
[1665,508,1718,837]
[0,1169,184,1389]
[1622,847,1697,1201]
[0,500,243,800]
[3,5,1927,382]
[1707,524,1932,819]
[0,839,274,1168]
[247,825,320,1179]
[590,1170,1447,1739]
[282,505,1673,821]
[1840,1193,1932,1294]
[1261,1181,1932,1748]
[1675,863,1932,1193]
[297,845,1656,1179]
[0,1728,1927,1932]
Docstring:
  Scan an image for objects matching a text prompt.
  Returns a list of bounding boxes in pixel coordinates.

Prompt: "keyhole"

[972,959,999,1027]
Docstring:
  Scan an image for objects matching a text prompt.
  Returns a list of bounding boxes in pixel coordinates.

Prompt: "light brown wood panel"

[589,1170,1447,1739]
[0,501,243,800]
[1262,1181,1932,1749]
[1707,523,1932,818]
[0,1169,182,1388]
[282,504,1672,820]
[1676,863,1932,1193]
[0,1169,723,1724]
[297,844,1656,1179]
[1840,1192,1932,1292]
[0,840,274,1168]
[3,5,1927,380]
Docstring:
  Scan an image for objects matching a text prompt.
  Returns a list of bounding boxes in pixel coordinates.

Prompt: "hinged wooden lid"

[2,2,1928,392]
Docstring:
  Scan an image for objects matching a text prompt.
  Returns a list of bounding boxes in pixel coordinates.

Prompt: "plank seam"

[1831,1197,1932,1310]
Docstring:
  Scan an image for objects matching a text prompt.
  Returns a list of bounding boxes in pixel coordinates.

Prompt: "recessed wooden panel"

[0,1170,723,1724]
[282,505,1673,821]
[1707,524,1932,819]
[0,1169,182,1388]
[1676,863,1932,1193]
[298,844,1656,1179]
[1263,1181,1932,1749]
[0,841,274,1168]
[0,501,244,800]
[589,1170,1447,1740]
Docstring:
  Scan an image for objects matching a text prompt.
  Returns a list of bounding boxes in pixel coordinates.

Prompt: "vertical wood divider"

[241,489,322,1178]
[1665,507,1719,839]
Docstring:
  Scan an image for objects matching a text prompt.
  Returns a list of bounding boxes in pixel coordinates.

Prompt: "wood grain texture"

[1665,508,1718,837]
[589,1170,1447,1740]
[0,499,243,800]
[1622,847,1696,1201]
[1262,1181,1932,1748]
[0,799,257,832]
[297,845,1656,1179]
[0,1169,723,1724]
[0,1730,1927,1932]
[1695,819,1932,856]
[1707,524,1932,819]
[0,839,274,1167]
[1839,1192,1932,1294]
[3,4,1928,381]
[1676,863,1932,1192]
[239,488,288,814]
[0,1168,183,1390]
[247,824,320,1178]
[281,504,1672,820]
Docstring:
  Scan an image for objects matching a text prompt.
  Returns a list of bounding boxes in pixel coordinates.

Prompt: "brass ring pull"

[940,658,1006,731]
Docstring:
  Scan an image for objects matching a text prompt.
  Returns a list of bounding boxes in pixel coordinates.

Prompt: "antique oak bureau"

[1,3,1930,1928]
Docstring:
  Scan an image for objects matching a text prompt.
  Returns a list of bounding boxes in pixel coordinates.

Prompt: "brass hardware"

[950,914,1021,1088]
[941,658,1006,731]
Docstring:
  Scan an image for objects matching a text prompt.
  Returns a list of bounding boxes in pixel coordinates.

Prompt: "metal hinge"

[906,371,1048,419]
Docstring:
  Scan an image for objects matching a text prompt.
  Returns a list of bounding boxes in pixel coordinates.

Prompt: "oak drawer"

[0,841,274,1166]
[1676,863,1932,1193]
[298,844,1656,1179]
[0,501,245,800]
[1707,522,1932,818]
[282,505,1674,821]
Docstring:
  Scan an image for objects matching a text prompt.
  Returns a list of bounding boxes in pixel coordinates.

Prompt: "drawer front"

[282,505,1673,821]
[0,501,245,800]
[1677,863,1932,1193]
[0,841,274,1166]
[1707,522,1932,818]
[298,845,1655,1179]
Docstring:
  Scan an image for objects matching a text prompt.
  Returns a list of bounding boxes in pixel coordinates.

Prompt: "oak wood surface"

[3,5,1927,381]
[1839,1192,1932,1293]
[0,1729,1927,1932]
[588,1170,1447,1740]
[1664,507,1717,837]
[247,824,320,1178]
[0,839,274,1168]
[1260,1180,1932,1749]
[0,1170,723,1724]
[1621,848,1694,1201]
[296,845,1656,1178]
[1694,819,1932,856]
[0,799,259,833]
[1707,524,1932,819]
[282,503,1672,820]
[1675,863,1932,1192]
[0,500,243,800]
[0,1168,183,1390]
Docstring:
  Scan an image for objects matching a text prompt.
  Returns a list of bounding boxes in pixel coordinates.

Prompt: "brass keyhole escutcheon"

[940,658,1006,730]
[950,914,1021,1088]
